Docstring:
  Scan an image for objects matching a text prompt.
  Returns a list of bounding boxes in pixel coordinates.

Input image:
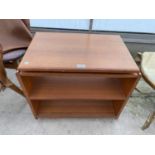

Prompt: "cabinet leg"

[34,115,38,119]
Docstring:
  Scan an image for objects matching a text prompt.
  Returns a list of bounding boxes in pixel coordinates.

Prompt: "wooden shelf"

[29,76,125,100]
[18,73,139,118]
[37,100,115,117]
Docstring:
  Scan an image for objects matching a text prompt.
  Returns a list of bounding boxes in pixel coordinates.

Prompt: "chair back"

[0,19,32,53]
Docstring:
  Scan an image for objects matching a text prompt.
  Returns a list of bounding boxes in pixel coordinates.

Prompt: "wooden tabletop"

[18,32,139,73]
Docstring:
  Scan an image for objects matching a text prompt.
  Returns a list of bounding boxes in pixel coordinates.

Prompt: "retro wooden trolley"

[17,32,140,118]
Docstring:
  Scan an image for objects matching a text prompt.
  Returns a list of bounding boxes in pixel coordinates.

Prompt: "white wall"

[93,19,155,33]
[30,19,89,30]
[30,19,155,33]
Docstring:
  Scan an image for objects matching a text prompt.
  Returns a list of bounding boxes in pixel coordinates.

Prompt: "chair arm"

[0,44,11,90]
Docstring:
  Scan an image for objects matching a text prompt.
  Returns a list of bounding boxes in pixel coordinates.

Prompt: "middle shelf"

[22,76,127,100]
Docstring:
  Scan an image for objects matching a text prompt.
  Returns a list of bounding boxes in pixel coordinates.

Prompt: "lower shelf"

[35,100,117,118]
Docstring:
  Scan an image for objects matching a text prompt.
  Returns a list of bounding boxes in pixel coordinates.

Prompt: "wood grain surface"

[18,32,139,73]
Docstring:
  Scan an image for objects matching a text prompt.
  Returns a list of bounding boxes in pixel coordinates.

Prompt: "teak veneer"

[17,32,140,119]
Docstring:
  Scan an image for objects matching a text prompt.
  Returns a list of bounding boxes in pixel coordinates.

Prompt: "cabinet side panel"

[16,71,39,118]
[113,75,140,118]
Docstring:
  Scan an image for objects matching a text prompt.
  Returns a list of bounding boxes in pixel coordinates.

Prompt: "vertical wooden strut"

[89,19,93,32]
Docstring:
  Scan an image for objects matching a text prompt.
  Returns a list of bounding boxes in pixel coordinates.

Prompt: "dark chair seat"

[3,49,25,63]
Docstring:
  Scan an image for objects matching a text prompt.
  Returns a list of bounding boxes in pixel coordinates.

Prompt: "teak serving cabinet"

[17,32,140,119]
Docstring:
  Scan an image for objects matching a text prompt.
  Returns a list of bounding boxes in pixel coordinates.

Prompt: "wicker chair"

[136,52,155,130]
